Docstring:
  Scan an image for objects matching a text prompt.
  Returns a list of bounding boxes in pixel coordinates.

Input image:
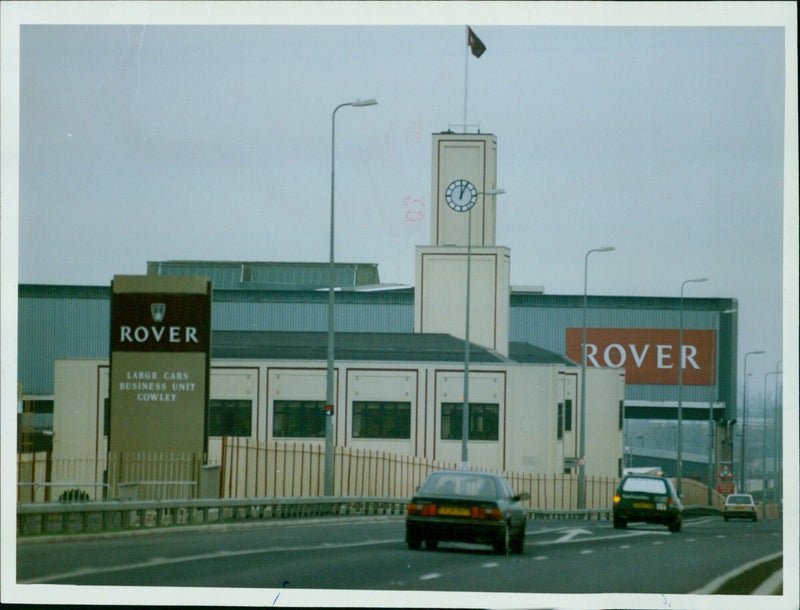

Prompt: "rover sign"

[109,275,211,454]
[566,328,715,385]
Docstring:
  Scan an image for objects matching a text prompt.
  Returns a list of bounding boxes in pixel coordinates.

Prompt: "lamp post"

[325,98,377,496]
[707,308,736,504]
[676,277,708,497]
[761,369,780,519]
[577,245,614,509]
[461,188,505,468]
[739,349,765,493]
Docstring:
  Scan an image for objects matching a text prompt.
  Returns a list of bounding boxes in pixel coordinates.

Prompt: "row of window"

[211,399,501,441]
[106,398,622,441]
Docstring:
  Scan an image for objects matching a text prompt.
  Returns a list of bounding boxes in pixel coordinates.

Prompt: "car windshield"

[419,473,499,499]
[727,495,753,505]
[621,477,668,494]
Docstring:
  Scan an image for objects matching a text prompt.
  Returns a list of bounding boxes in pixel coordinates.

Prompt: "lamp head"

[352,98,378,107]
[598,246,615,253]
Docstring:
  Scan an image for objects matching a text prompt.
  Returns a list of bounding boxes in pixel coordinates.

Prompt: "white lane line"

[579,549,593,555]
[482,562,500,568]
[691,551,783,594]
[419,572,441,581]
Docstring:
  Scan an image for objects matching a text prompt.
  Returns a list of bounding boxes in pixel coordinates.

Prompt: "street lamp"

[761,369,780,519]
[707,308,736,504]
[577,245,615,509]
[739,349,765,493]
[461,188,505,468]
[325,98,377,495]
[676,277,708,497]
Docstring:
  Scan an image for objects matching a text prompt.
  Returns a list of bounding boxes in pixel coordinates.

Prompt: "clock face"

[445,179,478,212]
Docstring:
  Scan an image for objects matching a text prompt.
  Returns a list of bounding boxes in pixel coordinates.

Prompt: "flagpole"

[463,26,469,133]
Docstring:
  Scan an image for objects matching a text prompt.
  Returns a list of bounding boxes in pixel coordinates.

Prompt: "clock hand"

[459,182,466,198]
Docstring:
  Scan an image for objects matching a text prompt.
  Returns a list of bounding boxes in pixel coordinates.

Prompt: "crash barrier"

[528,508,612,520]
[17,496,408,537]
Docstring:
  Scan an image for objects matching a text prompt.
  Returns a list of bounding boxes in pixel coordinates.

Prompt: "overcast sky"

[1,2,798,608]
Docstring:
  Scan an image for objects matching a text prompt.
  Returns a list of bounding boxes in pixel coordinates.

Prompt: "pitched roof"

[211,331,574,366]
[211,331,510,363]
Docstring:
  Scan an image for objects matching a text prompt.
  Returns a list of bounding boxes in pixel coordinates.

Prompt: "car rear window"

[621,477,668,494]
[419,473,498,499]
[726,495,752,505]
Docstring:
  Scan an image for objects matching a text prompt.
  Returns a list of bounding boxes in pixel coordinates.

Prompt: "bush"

[59,488,90,502]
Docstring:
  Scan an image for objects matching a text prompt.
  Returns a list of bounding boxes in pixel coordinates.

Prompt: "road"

[17,515,782,598]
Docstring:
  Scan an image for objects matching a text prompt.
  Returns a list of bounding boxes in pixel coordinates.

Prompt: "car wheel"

[424,539,438,550]
[753,515,758,522]
[613,517,627,529]
[493,523,510,555]
[669,516,682,533]
[407,539,421,550]
[510,531,525,554]
[723,515,729,521]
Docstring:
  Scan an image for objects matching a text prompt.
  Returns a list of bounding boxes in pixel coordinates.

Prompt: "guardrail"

[17,496,408,537]
[17,497,728,538]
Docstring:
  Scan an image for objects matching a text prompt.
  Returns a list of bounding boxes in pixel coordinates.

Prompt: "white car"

[723,493,758,521]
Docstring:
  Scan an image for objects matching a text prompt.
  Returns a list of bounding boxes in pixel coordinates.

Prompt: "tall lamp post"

[761,369,780,518]
[739,349,765,493]
[577,245,614,509]
[707,308,736,504]
[676,277,708,497]
[460,188,505,468]
[325,98,377,496]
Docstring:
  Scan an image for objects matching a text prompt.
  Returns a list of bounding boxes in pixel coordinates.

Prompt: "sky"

[1,3,798,605]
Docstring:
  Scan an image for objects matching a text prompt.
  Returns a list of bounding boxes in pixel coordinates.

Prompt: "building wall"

[53,357,625,484]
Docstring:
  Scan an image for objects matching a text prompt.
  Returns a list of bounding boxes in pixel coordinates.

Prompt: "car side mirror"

[516,492,530,502]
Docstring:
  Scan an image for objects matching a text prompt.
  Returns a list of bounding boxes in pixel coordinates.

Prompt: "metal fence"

[20,442,729,512]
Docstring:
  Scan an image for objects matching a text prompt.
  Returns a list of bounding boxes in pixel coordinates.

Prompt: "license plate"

[437,506,470,517]
[734,506,746,510]
[633,502,654,509]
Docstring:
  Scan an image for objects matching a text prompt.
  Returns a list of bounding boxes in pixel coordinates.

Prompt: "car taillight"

[613,494,621,504]
[470,506,503,520]
[408,502,437,516]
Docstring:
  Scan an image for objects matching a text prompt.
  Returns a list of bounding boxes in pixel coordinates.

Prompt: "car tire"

[613,516,627,529]
[407,539,421,550]
[723,515,729,521]
[424,539,438,550]
[669,516,682,533]
[493,523,510,555]
[510,530,525,554]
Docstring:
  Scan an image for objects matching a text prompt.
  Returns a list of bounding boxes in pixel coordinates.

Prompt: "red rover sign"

[566,328,716,385]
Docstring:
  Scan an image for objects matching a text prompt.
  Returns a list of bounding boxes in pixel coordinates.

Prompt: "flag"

[467,27,486,58]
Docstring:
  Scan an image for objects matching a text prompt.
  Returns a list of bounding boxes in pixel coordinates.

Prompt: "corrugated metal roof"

[211,331,507,363]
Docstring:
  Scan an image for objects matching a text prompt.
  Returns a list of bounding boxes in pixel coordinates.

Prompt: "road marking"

[619,544,631,549]
[533,555,548,561]
[419,572,441,581]
[553,528,592,543]
[579,549,593,555]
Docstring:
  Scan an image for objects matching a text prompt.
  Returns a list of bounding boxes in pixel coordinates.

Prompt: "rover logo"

[151,303,166,323]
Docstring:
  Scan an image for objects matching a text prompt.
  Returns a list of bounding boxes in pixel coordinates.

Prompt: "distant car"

[406,470,529,554]
[723,494,758,521]
[612,474,683,532]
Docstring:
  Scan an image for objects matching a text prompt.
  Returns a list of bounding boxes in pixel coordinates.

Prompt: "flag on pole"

[467,26,486,58]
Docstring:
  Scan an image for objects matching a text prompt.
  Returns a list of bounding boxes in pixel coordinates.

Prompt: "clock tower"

[415,131,510,356]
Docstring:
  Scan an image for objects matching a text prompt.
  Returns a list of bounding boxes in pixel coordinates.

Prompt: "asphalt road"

[17,515,783,601]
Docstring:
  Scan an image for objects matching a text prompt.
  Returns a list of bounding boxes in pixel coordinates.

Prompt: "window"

[209,399,252,437]
[441,403,499,441]
[564,399,573,432]
[619,400,625,430]
[273,400,325,438]
[352,401,411,439]
[557,402,564,440]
